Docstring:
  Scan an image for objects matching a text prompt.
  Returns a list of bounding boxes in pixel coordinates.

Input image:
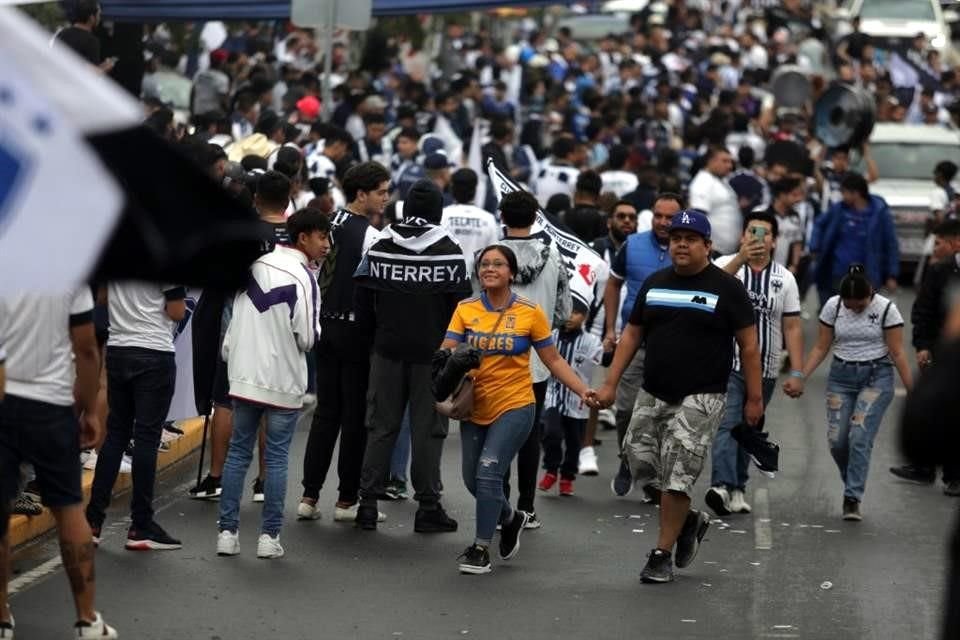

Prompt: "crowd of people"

[3,0,960,636]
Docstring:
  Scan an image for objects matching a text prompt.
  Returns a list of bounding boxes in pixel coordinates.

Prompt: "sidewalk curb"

[10,416,206,550]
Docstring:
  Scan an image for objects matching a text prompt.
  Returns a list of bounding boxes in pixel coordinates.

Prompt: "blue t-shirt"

[832,205,871,280]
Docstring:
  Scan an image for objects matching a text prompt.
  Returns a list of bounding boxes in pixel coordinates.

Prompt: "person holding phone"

[706,211,805,515]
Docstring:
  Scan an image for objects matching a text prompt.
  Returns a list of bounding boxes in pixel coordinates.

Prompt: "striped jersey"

[715,255,801,379]
[545,328,603,420]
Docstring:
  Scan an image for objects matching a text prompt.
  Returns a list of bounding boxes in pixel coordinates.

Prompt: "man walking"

[688,146,741,255]
[86,280,186,550]
[300,162,390,522]
[602,193,682,496]
[706,211,805,515]
[591,209,762,583]
[217,209,329,559]
[441,169,499,275]
[353,179,471,532]
[0,289,118,637]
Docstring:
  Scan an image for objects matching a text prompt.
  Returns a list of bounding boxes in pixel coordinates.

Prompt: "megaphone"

[813,84,876,148]
[771,65,812,111]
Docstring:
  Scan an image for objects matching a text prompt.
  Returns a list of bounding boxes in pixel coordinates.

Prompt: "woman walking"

[439,245,594,574]
[800,264,913,521]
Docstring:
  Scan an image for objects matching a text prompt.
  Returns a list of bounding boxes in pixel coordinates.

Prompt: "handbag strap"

[489,303,510,336]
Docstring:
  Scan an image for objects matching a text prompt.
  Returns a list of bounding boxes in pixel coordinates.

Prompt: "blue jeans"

[825,358,895,502]
[460,405,535,546]
[87,347,175,530]
[388,406,411,483]
[219,399,299,537]
[710,372,777,490]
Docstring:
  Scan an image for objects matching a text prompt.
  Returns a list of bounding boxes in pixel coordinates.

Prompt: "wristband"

[789,370,805,379]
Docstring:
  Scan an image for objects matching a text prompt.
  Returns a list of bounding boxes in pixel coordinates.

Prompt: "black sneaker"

[705,486,732,516]
[945,481,960,497]
[125,521,182,551]
[162,421,184,437]
[522,511,542,530]
[252,478,265,503]
[675,509,710,568]
[641,485,662,505]
[732,421,779,478]
[842,497,862,521]
[0,615,12,639]
[355,503,379,531]
[414,506,458,533]
[188,474,222,500]
[458,545,492,575]
[889,464,936,484]
[12,493,42,516]
[499,510,528,560]
[90,526,101,547]
[640,549,674,583]
[611,460,634,497]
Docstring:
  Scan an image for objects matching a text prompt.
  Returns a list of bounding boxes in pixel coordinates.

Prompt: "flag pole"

[195,412,210,489]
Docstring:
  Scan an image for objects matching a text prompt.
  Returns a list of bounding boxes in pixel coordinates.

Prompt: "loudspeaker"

[813,84,876,148]
[771,65,811,110]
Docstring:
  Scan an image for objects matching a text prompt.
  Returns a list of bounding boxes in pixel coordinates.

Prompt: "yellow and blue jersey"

[445,291,553,425]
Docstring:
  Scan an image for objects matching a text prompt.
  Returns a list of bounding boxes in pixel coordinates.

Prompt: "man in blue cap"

[589,209,763,584]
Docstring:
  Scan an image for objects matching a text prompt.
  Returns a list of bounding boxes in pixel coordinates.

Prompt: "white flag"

[468,118,489,209]
[0,7,141,296]
[166,289,201,421]
[486,158,608,309]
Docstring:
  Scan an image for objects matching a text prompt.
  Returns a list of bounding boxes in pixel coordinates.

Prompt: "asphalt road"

[9,289,957,640]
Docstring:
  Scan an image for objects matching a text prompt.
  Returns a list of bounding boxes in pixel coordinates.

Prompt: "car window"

[860,141,960,180]
[859,0,936,22]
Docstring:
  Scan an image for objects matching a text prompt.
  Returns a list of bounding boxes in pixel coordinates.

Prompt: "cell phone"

[751,226,767,241]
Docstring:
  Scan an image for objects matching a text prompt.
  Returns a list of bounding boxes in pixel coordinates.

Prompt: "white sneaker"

[598,408,616,429]
[256,534,284,559]
[730,489,752,514]
[705,486,732,516]
[578,446,600,476]
[216,530,239,556]
[75,612,118,639]
[297,500,322,521]
[333,503,386,523]
[82,451,98,471]
[118,454,132,474]
[0,609,13,639]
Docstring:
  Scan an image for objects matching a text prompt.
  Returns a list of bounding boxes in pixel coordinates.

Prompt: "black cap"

[405,179,443,224]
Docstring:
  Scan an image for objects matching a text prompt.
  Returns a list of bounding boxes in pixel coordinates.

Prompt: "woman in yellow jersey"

[441,245,594,575]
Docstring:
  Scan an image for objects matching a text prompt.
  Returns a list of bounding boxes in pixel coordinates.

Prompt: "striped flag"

[486,157,608,308]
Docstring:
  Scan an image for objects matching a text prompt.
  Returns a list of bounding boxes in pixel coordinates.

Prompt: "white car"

[859,123,960,271]
[832,0,959,60]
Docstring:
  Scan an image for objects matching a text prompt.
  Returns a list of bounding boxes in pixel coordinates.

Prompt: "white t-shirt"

[545,329,604,420]
[533,162,580,208]
[441,203,500,275]
[820,294,904,362]
[688,169,742,255]
[107,281,184,353]
[600,170,639,198]
[772,210,805,268]
[0,289,94,406]
[716,256,801,379]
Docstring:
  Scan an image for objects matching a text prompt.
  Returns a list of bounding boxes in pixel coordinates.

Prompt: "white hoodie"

[222,246,321,409]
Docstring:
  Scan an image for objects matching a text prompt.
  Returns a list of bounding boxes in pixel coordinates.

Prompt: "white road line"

[8,556,62,595]
[754,487,773,550]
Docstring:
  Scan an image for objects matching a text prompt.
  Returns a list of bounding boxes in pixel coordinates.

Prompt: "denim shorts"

[0,394,83,508]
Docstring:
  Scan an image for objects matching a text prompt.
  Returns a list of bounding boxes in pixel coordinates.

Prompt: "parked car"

[855,123,960,276]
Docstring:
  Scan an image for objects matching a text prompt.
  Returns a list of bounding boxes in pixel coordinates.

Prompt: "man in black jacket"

[353,180,471,531]
[891,220,960,493]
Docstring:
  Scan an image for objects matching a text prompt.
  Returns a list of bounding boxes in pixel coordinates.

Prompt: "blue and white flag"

[486,157,608,309]
[0,6,139,295]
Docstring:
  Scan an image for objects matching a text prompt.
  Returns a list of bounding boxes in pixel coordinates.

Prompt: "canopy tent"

[97,0,567,20]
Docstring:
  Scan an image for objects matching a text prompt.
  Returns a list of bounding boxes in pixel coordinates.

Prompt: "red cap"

[210,48,229,66]
[297,95,321,120]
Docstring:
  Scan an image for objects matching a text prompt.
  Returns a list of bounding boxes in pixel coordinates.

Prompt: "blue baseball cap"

[669,208,711,240]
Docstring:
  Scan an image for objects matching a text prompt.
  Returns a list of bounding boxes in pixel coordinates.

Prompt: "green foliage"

[17,1,66,31]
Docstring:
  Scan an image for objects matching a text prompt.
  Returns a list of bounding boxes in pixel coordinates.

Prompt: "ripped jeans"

[825,357,895,502]
[460,405,535,546]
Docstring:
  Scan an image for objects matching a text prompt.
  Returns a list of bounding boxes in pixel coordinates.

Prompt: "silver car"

[859,123,960,273]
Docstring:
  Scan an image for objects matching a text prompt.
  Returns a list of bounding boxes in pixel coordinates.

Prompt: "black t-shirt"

[564,205,607,245]
[56,27,100,65]
[629,263,756,403]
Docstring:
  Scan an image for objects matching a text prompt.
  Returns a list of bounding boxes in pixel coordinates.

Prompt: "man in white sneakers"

[217,209,329,559]
[0,289,119,638]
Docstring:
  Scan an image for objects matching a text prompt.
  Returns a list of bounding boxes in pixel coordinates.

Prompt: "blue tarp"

[99,0,564,20]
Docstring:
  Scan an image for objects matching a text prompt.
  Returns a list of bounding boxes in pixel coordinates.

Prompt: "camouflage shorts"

[622,390,726,496]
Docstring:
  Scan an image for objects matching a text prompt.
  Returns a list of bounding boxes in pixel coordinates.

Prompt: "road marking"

[754,488,772,550]
[8,556,62,595]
